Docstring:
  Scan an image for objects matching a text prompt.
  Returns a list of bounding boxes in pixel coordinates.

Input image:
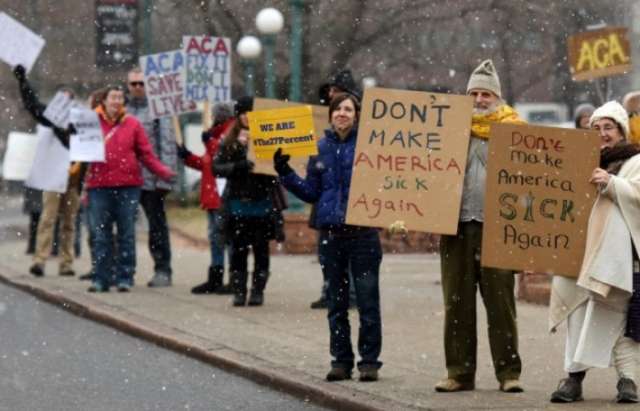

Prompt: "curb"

[0,265,417,411]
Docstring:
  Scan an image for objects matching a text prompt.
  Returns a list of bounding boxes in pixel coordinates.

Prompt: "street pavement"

[0,199,637,410]
[0,282,329,411]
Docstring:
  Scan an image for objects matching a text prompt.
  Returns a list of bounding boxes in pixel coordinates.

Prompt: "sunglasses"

[129,81,144,87]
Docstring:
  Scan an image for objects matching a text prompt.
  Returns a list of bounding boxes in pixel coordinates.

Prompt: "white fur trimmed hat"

[466,59,501,98]
[589,101,630,138]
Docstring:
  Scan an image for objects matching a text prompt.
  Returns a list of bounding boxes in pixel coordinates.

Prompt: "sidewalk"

[0,223,634,410]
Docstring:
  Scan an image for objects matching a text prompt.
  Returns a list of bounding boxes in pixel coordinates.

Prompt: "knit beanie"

[589,101,630,139]
[466,59,501,99]
[213,103,234,126]
[234,96,254,117]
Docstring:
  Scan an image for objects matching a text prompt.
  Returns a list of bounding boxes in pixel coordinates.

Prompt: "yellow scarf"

[470,104,525,139]
[95,105,127,125]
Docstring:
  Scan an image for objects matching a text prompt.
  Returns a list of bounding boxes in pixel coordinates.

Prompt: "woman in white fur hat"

[549,101,640,404]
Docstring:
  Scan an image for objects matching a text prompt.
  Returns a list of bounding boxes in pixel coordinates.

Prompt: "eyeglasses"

[129,81,144,87]
[593,125,618,132]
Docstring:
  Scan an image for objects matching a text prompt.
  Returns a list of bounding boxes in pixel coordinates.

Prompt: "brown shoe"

[500,379,524,393]
[434,378,475,392]
[326,367,352,382]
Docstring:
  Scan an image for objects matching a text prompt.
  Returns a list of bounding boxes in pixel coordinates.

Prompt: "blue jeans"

[319,230,383,371]
[206,209,225,268]
[89,187,141,288]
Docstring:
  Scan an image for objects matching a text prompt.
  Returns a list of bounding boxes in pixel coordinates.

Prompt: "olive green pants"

[439,221,521,383]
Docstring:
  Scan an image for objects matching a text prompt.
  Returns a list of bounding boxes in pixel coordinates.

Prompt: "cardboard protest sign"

[25,126,70,193]
[248,98,329,176]
[182,36,232,103]
[43,92,74,128]
[481,123,599,278]
[69,108,105,162]
[567,27,631,82]
[345,87,473,234]
[2,131,39,180]
[247,106,317,160]
[139,50,198,119]
[0,12,45,73]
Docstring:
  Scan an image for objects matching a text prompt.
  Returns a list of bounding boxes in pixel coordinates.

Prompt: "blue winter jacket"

[280,127,360,229]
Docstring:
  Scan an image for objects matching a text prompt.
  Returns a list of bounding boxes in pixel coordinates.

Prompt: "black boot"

[231,270,248,306]
[191,266,222,295]
[617,378,639,403]
[211,266,233,294]
[550,371,584,403]
[248,271,269,306]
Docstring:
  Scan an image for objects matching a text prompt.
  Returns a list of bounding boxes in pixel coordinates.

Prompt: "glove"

[67,124,77,135]
[234,159,254,173]
[13,65,26,82]
[176,143,191,159]
[273,148,293,176]
[201,131,212,144]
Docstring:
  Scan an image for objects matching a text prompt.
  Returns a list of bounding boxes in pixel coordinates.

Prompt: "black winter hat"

[234,96,254,116]
[318,69,361,105]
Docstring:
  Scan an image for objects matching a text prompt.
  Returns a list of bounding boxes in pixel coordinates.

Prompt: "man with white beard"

[435,60,525,394]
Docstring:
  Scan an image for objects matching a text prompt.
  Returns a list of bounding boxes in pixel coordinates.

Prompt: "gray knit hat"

[466,59,501,98]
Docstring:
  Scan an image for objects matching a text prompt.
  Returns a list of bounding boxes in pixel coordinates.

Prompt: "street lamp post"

[288,0,305,102]
[256,8,284,98]
[236,36,262,96]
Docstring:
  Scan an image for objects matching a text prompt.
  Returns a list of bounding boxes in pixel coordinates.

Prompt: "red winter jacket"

[183,120,233,209]
[85,111,174,189]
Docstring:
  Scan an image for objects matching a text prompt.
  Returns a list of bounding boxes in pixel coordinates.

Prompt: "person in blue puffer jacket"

[273,93,383,383]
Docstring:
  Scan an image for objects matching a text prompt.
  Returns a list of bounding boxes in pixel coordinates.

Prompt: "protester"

[178,103,234,295]
[435,60,524,393]
[574,103,595,130]
[274,93,382,382]
[83,86,174,293]
[549,101,640,404]
[310,68,361,310]
[12,65,84,277]
[213,96,282,307]
[126,67,177,287]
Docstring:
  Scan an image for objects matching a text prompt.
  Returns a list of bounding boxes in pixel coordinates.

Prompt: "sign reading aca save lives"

[247,106,317,159]
[568,27,631,82]
[481,124,600,278]
[346,88,473,234]
[139,50,198,119]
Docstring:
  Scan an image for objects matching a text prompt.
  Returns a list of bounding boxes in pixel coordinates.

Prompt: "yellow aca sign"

[247,105,318,159]
[568,27,631,81]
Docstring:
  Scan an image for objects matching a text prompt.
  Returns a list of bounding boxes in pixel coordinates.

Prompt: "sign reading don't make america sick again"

[247,106,317,160]
[345,87,473,234]
[481,123,599,278]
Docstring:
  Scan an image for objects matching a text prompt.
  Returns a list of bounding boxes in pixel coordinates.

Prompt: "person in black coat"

[212,97,281,307]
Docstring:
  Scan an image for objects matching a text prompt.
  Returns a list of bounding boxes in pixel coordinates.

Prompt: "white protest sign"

[69,108,105,162]
[25,126,70,193]
[43,92,74,128]
[139,50,198,119]
[0,12,45,73]
[182,36,232,103]
[2,131,39,180]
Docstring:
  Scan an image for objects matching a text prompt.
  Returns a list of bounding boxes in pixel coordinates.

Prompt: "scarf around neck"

[470,104,524,139]
[600,142,640,175]
[95,105,126,125]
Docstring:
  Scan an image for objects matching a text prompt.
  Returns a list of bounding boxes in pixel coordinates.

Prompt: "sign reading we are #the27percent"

[481,123,599,278]
[345,87,473,234]
[182,36,232,104]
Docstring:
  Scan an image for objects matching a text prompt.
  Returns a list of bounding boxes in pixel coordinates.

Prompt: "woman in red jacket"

[178,104,235,294]
[84,86,175,292]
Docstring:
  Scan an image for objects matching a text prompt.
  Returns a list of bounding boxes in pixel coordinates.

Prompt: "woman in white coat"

[549,101,640,403]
